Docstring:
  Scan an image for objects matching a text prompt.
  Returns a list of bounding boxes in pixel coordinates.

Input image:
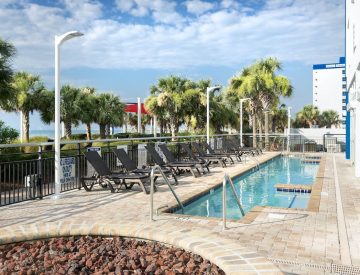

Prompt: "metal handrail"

[150,165,184,221]
[0,133,242,149]
[249,155,260,169]
[223,173,245,230]
[0,133,312,149]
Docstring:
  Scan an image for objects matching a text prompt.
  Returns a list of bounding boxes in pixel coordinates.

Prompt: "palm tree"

[146,75,198,138]
[319,110,340,128]
[59,85,83,139]
[94,93,125,139]
[128,113,152,133]
[79,87,97,140]
[296,105,320,128]
[271,104,288,132]
[144,96,167,134]
[6,72,46,142]
[228,58,292,149]
[0,38,15,106]
[181,82,208,133]
[252,58,292,150]
[228,67,262,148]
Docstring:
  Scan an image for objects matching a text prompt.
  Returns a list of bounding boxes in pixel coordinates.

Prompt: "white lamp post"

[287,107,292,152]
[206,86,221,145]
[239,98,250,147]
[53,31,83,200]
[153,115,157,137]
[137,97,141,133]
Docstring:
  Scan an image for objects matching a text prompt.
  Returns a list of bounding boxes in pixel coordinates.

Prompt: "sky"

[0,0,345,131]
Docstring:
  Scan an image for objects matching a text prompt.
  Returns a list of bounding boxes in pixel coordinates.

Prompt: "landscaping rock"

[0,236,225,274]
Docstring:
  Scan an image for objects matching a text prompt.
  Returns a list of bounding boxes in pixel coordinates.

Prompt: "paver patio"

[1,152,360,274]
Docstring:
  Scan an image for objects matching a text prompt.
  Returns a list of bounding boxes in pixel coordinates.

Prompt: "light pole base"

[50,194,62,200]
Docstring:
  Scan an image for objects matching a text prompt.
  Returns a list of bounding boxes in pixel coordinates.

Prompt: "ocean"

[30,129,98,139]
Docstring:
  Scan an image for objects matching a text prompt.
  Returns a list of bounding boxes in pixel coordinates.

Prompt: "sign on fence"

[86,147,101,177]
[155,142,166,162]
[116,145,128,166]
[24,174,37,188]
[60,157,76,184]
[138,143,147,167]
[217,138,223,149]
[210,138,215,149]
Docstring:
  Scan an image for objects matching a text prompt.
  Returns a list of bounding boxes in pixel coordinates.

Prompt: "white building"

[312,57,346,125]
[346,0,360,177]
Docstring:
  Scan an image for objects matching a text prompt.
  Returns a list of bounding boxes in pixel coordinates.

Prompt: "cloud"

[63,0,103,23]
[114,0,183,24]
[115,0,134,12]
[220,0,240,9]
[185,0,214,15]
[0,0,345,72]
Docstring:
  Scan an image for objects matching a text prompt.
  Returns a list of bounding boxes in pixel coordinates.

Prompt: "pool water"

[175,156,319,219]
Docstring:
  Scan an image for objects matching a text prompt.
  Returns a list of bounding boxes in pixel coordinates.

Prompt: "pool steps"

[275,183,312,193]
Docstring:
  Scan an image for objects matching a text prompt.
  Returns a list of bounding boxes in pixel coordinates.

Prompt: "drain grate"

[269,258,331,272]
[269,258,360,274]
[332,264,360,275]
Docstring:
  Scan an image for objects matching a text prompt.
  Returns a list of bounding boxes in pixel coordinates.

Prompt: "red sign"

[125,103,148,114]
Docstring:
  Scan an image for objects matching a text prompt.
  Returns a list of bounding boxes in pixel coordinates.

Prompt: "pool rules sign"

[60,157,76,185]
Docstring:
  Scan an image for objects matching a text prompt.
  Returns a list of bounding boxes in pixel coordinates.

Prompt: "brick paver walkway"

[1,152,360,274]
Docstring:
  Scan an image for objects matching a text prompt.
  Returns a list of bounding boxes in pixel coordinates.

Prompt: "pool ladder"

[249,155,260,170]
[150,165,184,221]
[223,173,245,230]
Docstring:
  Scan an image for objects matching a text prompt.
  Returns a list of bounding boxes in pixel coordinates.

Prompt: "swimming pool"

[175,156,319,219]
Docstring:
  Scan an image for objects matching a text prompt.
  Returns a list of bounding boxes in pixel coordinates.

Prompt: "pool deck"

[1,152,360,274]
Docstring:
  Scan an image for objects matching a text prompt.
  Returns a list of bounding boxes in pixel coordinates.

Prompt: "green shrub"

[0,120,19,144]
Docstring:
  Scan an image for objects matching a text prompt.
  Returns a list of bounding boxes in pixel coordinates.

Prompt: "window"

[342,106,347,110]
[343,84,347,88]
[342,77,346,81]
[343,99,346,103]
[342,70,346,74]
[343,92,347,96]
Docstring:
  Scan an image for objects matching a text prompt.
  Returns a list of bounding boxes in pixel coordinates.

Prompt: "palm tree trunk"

[272,116,276,133]
[258,118,262,149]
[22,111,30,143]
[252,113,257,148]
[64,120,72,139]
[86,123,91,140]
[170,124,176,140]
[99,124,106,139]
[264,111,269,151]
[160,120,164,134]
[105,124,110,137]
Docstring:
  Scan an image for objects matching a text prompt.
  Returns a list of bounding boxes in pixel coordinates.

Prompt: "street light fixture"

[287,107,292,152]
[239,98,250,147]
[206,86,221,146]
[53,31,83,199]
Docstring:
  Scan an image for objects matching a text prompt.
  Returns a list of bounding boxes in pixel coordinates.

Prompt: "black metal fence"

[1,133,343,207]
[1,134,243,207]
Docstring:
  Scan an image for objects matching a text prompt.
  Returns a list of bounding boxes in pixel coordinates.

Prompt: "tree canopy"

[0,39,16,106]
